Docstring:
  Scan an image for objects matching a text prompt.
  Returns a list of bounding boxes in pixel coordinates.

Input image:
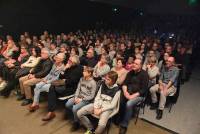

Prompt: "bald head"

[166,56,175,68]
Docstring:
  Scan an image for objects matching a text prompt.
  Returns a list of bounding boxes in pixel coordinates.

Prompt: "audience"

[0,14,198,133]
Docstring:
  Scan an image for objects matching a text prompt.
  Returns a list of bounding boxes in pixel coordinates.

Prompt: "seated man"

[77,71,120,134]
[65,66,97,131]
[80,48,98,68]
[150,57,179,120]
[119,58,149,134]
[18,48,53,106]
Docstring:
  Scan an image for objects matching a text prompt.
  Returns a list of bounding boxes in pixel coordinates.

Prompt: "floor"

[140,63,200,134]
[0,94,170,134]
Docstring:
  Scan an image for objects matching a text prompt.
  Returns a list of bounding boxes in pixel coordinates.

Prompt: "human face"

[100,55,107,64]
[54,53,64,64]
[83,68,91,78]
[132,59,142,71]
[31,48,37,56]
[166,57,174,68]
[164,53,169,61]
[70,48,76,56]
[41,50,49,59]
[20,47,26,53]
[105,75,113,87]
[116,60,123,68]
[86,49,93,58]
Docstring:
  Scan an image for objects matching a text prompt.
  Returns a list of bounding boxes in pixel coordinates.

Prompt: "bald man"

[150,56,179,120]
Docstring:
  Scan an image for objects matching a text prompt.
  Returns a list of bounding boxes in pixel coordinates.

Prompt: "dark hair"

[71,46,79,55]
[116,57,126,65]
[106,71,118,84]
[32,46,41,57]
[83,66,94,75]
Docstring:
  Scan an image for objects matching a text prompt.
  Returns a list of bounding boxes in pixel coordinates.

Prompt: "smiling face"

[132,59,142,72]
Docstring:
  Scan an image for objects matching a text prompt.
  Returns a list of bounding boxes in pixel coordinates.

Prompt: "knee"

[72,105,79,113]
[77,109,83,118]
[126,101,133,109]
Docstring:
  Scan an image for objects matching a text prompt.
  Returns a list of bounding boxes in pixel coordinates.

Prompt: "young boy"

[77,71,120,134]
[65,66,97,131]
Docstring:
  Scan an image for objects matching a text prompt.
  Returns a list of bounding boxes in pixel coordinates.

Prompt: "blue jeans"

[120,97,143,127]
[65,97,89,122]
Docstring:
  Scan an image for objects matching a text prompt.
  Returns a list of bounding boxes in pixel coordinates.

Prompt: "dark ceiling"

[91,0,200,14]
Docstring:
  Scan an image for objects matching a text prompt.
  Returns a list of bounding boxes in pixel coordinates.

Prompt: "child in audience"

[65,66,97,131]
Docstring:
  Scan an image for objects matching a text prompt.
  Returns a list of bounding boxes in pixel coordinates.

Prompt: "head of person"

[132,58,142,72]
[116,57,125,69]
[37,42,44,49]
[115,51,123,59]
[120,43,126,51]
[101,46,108,55]
[152,43,158,51]
[59,43,67,53]
[148,50,155,57]
[50,43,57,50]
[135,47,140,54]
[70,46,79,56]
[165,45,172,55]
[100,54,110,65]
[163,52,170,61]
[7,39,15,48]
[166,57,175,68]
[109,43,115,51]
[31,46,41,57]
[83,66,93,78]
[54,53,65,64]
[41,48,50,60]
[105,71,118,87]
[86,48,95,58]
[148,56,157,67]
[20,45,28,54]
[67,55,80,67]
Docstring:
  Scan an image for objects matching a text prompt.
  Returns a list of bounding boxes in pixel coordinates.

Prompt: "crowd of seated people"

[0,17,198,134]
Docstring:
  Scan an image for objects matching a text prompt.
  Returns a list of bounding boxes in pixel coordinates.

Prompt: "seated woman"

[65,66,97,131]
[111,57,128,86]
[77,71,120,134]
[42,55,83,121]
[0,45,30,97]
[16,46,41,79]
[143,56,160,88]
[93,54,110,81]
[29,53,65,112]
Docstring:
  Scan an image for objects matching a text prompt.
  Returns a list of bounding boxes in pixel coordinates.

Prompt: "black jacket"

[59,65,83,93]
[31,58,53,78]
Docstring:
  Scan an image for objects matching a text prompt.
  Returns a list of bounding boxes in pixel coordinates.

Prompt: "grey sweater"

[75,77,97,101]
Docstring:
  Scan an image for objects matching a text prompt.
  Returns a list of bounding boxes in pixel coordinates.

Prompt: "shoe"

[70,122,80,132]
[42,112,56,121]
[156,109,163,120]
[119,126,127,134]
[0,90,10,98]
[21,99,33,106]
[84,130,94,134]
[17,94,25,101]
[29,105,39,112]
[150,103,158,110]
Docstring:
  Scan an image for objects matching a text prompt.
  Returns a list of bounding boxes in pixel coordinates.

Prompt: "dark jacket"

[31,58,53,78]
[80,56,98,68]
[59,64,83,94]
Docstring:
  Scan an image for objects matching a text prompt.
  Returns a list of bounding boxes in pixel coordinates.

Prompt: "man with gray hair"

[18,48,53,106]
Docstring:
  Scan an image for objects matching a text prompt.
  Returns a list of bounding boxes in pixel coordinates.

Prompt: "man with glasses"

[150,57,179,120]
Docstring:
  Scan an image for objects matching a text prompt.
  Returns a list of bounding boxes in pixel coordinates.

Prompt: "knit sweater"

[75,77,97,101]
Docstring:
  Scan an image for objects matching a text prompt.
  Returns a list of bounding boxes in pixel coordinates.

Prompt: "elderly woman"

[29,53,65,112]
[42,55,83,121]
[93,54,110,81]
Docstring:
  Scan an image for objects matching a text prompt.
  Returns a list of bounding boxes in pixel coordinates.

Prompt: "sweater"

[22,56,41,68]
[94,83,120,112]
[75,77,97,101]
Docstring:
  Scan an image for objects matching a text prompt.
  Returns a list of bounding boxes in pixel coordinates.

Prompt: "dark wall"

[0,0,124,37]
